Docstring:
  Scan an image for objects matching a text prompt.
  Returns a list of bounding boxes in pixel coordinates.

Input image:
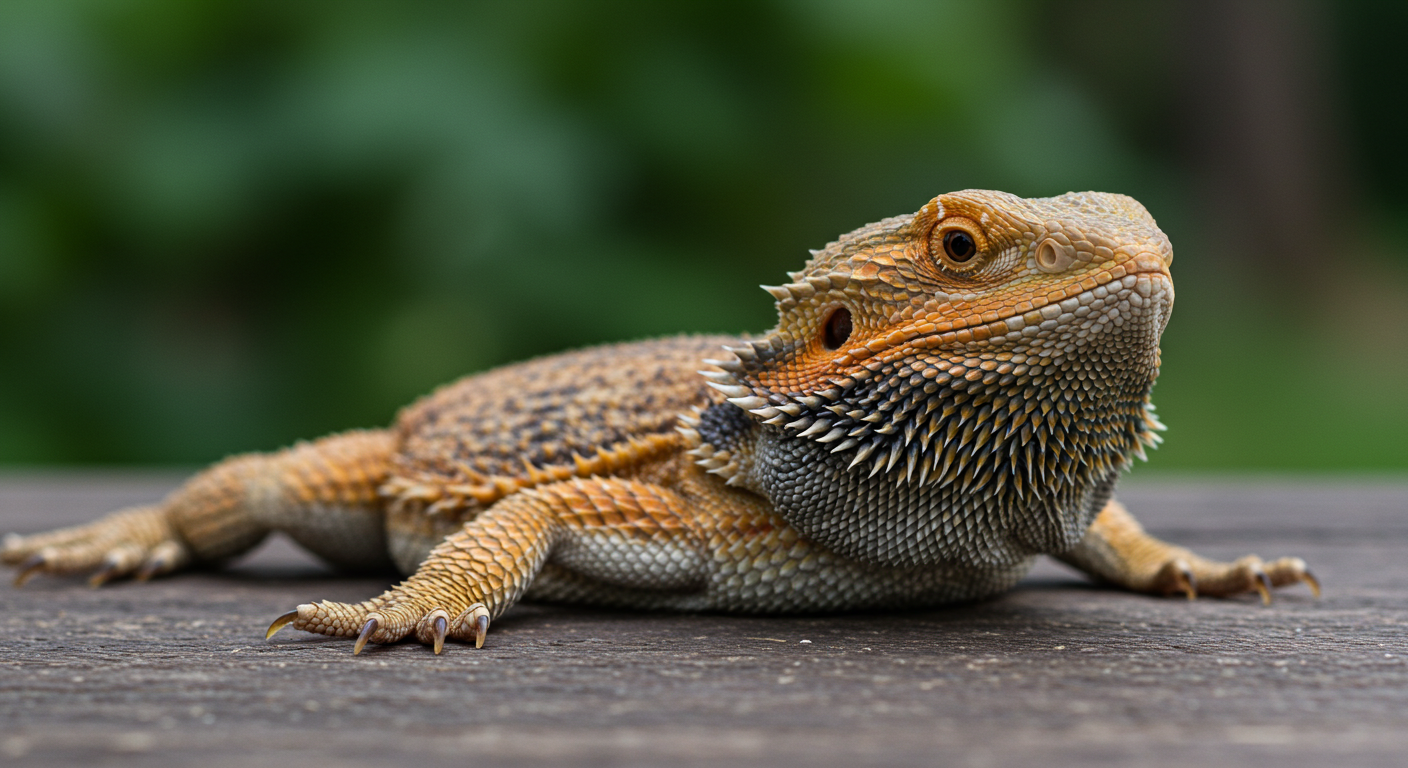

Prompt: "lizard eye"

[822,307,852,350]
[943,231,976,262]
[928,218,988,272]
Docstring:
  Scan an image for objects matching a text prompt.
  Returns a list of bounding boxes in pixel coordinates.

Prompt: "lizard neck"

[687,346,1158,570]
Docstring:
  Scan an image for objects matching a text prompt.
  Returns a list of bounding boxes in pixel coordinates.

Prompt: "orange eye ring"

[928,218,988,271]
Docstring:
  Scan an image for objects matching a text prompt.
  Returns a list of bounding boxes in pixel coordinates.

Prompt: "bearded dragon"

[2,189,1318,654]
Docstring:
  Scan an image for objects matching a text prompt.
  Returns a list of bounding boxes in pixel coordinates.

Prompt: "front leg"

[1057,499,1319,603]
[268,477,705,654]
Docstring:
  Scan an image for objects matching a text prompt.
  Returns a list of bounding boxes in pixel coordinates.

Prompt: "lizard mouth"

[705,254,1172,416]
[839,259,1172,369]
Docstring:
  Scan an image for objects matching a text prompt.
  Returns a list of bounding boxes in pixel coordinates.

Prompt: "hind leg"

[2,430,396,586]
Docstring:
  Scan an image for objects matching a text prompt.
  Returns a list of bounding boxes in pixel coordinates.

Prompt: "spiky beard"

[691,276,1170,569]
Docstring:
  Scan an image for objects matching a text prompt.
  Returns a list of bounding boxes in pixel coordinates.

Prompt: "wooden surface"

[0,472,1405,768]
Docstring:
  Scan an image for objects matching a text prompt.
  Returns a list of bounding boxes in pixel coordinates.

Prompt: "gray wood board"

[0,472,1404,768]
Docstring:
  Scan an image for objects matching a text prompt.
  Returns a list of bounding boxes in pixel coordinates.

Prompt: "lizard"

[1,189,1318,655]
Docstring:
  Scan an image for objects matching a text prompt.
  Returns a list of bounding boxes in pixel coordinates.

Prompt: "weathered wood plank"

[1,473,1404,767]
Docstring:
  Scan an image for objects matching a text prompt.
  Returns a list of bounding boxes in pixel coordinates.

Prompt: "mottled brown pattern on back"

[391,336,736,485]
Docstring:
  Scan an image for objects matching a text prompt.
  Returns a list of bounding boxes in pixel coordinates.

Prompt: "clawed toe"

[265,600,493,654]
[4,506,188,587]
[1158,559,1198,600]
[457,604,491,649]
[88,545,146,588]
[1248,565,1273,606]
[414,609,451,654]
[1300,568,1322,599]
[1162,554,1321,604]
[135,541,190,582]
[14,554,46,588]
[1266,556,1321,600]
[432,615,448,655]
[87,563,121,588]
[353,616,380,656]
[265,610,299,640]
[1233,556,1320,605]
[474,614,489,648]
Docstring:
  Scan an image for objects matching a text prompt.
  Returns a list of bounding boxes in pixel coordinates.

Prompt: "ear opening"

[822,307,852,350]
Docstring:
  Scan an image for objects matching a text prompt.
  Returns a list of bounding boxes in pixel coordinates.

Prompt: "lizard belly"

[265,502,394,572]
[549,529,707,591]
[524,525,1034,613]
[525,553,1033,613]
[701,546,1034,613]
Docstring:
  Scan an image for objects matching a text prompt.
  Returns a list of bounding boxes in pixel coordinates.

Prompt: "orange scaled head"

[701,190,1175,566]
[727,189,1173,405]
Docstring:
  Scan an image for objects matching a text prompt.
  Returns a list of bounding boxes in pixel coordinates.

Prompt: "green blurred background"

[1,0,1405,470]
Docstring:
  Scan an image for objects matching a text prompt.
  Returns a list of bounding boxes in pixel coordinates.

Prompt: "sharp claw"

[1253,569,1273,606]
[432,616,447,655]
[134,561,159,582]
[1178,564,1197,600]
[1301,568,1322,599]
[135,553,170,582]
[473,614,489,649]
[88,564,120,588]
[265,610,299,640]
[353,617,378,655]
[14,554,45,587]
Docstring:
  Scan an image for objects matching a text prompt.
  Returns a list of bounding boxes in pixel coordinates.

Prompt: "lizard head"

[697,189,1174,569]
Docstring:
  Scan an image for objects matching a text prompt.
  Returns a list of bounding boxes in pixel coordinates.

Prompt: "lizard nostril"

[822,307,852,351]
[1035,239,1076,273]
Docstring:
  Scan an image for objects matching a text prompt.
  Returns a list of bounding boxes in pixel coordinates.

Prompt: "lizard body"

[2,189,1317,653]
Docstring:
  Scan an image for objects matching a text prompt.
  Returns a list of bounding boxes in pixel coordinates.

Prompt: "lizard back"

[378,336,734,570]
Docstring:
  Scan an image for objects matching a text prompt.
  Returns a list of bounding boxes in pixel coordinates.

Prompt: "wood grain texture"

[0,472,1404,768]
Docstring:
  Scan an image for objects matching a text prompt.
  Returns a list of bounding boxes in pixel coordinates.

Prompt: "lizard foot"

[1153,555,1319,604]
[266,599,492,654]
[2,506,191,587]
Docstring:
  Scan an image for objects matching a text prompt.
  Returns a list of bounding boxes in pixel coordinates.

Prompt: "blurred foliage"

[0,0,1404,469]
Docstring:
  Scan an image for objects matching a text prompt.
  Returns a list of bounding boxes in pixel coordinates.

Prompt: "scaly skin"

[3,189,1318,654]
